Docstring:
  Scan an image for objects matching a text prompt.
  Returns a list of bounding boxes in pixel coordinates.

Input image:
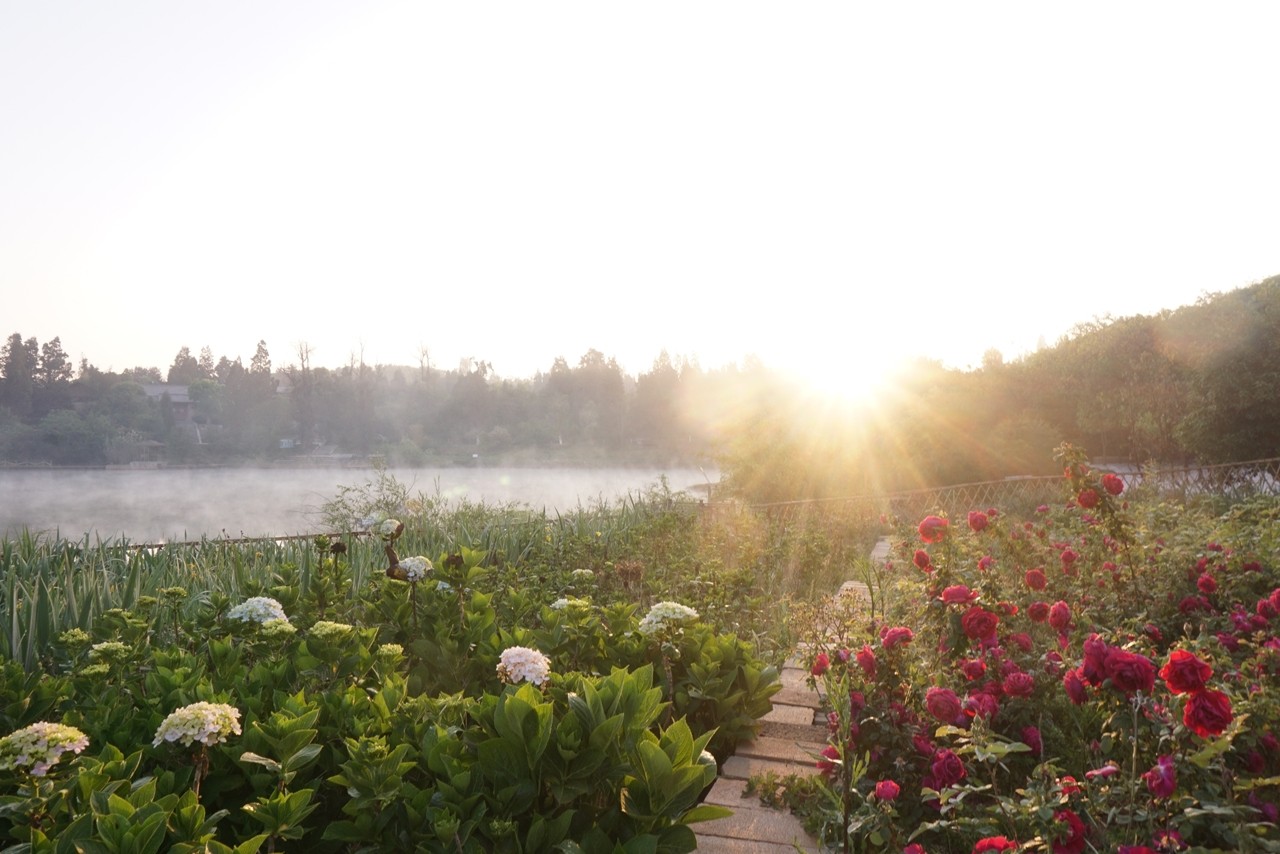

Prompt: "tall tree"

[167,346,201,384]
[1,333,35,417]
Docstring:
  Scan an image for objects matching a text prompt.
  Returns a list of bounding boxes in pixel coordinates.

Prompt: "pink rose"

[967,510,989,532]
[1024,568,1047,590]
[1143,755,1177,798]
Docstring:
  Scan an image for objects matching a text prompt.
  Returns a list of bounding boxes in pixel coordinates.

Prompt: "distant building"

[139,384,193,423]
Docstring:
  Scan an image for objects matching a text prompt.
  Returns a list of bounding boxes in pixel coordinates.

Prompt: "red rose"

[972,837,1018,853]
[1052,808,1087,854]
[965,690,999,720]
[1049,601,1072,631]
[930,748,967,787]
[1006,632,1032,652]
[941,585,978,605]
[1184,688,1233,737]
[961,606,1000,640]
[856,644,877,677]
[816,744,840,777]
[1103,647,1156,695]
[1028,601,1050,623]
[1159,650,1213,694]
[810,651,830,676]
[1102,473,1124,495]
[968,510,989,532]
[1077,488,1100,509]
[1002,671,1035,698]
[1080,634,1110,686]
[1063,668,1088,705]
[1060,548,1078,573]
[874,779,900,801]
[904,845,927,854]
[1024,568,1047,590]
[1143,755,1176,798]
[913,549,932,570]
[918,515,948,543]
[925,686,963,722]
[1197,573,1218,594]
[960,658,986,680]
[1022,725,1043,756]
[882,627,913,650]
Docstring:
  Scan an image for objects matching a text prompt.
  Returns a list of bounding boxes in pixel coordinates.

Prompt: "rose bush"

[796,445,1280,852]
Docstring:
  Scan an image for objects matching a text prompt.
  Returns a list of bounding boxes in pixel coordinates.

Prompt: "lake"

[0,466,717,542]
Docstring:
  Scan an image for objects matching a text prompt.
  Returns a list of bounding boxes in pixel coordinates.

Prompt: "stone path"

[693,538,891,851]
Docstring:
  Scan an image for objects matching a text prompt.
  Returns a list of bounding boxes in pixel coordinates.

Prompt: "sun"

[772,345,911,412]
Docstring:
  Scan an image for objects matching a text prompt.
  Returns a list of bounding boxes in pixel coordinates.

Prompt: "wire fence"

[730,457,1280,523]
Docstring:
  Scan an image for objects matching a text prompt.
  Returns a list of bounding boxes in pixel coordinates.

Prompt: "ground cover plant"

[0,475,882,851]
[792,446,1280,852]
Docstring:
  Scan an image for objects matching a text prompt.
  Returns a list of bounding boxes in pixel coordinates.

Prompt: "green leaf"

[678,804,733,824]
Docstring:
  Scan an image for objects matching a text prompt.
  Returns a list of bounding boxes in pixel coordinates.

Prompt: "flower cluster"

[496,646,552,686]
[398,556,432,583]
[309,620,355,641]
[260,618,297,639]
[360,512,403,541]
[227,596,289,624]
[570,568,595,581]
[638,601,699,636]
[0,722,90,777]
[550,596,592,612]
[152,702,241,748]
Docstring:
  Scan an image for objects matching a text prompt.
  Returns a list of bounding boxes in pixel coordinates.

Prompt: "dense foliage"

[3,277,1279,485]
[0,477,886,851]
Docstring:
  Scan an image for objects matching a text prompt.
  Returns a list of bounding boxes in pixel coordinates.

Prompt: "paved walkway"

[693,539,890,851]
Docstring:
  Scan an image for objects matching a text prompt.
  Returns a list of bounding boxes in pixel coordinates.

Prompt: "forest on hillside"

[2,276,1278,501]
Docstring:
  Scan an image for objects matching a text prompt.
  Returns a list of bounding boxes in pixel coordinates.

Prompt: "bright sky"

[3,2,1278,398]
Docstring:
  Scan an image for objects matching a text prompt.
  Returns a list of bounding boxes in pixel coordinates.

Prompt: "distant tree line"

[2,276,1278,496]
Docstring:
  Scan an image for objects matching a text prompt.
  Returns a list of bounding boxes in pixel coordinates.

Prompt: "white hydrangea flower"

[227,597,289,624]
[571,568,594,581]
[550,596,591,612]
[496,646,552,686]
[152,702,241,748]
[310,621,355,641]
[399,556,432,583]
[0,722,90,777]
[376,643,404,660]
[638,601,699,636]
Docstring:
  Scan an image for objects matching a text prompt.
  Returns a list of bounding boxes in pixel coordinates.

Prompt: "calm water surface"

[0,466,715,542]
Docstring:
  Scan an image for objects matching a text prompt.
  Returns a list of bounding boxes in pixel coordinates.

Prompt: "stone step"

[693,799,819,850]
[721,754,820,781]
[735,735,827,765]
[760,702,818,726]
[769,686,825,709]
[759,720,829,745]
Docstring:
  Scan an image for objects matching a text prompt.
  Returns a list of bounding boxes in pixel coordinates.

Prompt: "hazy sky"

[3,2,1278,398]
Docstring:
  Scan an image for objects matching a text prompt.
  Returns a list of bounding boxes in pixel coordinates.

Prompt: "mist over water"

[0,467,716,542]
